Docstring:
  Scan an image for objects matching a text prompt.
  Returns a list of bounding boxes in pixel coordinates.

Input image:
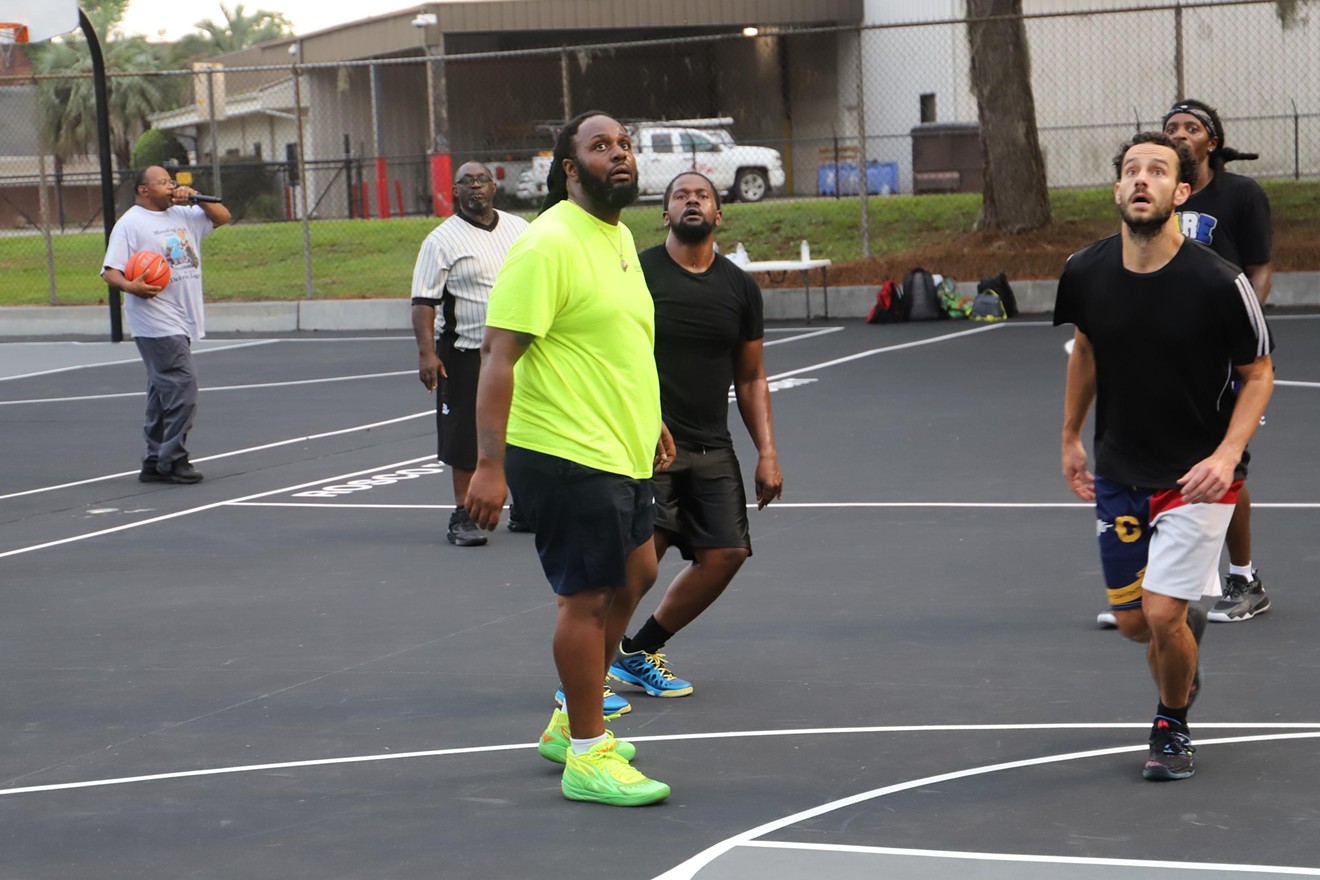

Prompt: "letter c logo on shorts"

[1114,515,1142,543]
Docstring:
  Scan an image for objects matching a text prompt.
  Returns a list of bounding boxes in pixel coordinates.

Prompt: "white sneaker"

[1096,609,1118,628]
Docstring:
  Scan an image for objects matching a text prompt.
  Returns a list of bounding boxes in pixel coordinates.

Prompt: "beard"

[670,217,714,244]
[579,162,639,210]
[1119,202,1174,242]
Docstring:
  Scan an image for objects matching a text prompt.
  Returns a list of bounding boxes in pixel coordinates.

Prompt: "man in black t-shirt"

[1164,99,1274,624]
[1055,132,1272,781]
[608,171,783,700]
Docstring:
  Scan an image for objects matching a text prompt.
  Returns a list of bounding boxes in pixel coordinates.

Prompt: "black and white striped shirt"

[410,209,528,350]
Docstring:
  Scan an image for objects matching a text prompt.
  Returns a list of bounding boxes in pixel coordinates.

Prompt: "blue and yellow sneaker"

[554,683,632,717]
[538,708,636,765]
[608,648,693,698]
[561,738,669,807]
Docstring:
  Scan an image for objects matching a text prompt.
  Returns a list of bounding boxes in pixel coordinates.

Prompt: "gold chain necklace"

[596,222,628,272]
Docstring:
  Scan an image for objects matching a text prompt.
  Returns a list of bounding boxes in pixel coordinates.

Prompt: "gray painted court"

[2,316,1318,879]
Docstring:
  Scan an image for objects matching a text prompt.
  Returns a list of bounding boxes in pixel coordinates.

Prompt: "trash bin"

[817,164,838,196]
[911,123,982,194]
[837,162,862,196]
[866,161,898,195]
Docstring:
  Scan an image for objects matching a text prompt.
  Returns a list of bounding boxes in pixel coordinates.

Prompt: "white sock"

[1229,562,1254,579]
[571,733,609,755]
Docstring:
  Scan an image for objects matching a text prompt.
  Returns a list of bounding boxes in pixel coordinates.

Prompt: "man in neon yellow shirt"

[466,111,674,807]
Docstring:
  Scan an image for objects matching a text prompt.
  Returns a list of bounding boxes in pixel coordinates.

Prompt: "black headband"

[1163,105,1217,139]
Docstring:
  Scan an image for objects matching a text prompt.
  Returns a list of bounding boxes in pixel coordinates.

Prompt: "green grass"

[3,181,1316,306]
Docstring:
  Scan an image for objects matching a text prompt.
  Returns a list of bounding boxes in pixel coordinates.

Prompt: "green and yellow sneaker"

[537,708,635,765]
[561,738,669,806]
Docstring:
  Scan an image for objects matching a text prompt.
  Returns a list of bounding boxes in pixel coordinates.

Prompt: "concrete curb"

[3,273,1316,338]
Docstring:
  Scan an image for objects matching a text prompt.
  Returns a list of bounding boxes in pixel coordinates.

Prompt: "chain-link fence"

[1,0,1315,304]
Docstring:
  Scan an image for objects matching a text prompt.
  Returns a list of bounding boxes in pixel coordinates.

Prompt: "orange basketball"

[125,250,171,288]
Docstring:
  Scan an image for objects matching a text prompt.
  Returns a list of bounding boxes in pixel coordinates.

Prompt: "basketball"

[125,250,171,288]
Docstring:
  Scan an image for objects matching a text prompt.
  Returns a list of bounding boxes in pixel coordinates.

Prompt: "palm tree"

[29,1,175,171]
[173,3,293,61]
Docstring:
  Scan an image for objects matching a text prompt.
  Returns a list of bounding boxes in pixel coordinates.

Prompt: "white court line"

[1,329,837,406]
[0,339,278,382]
[766,323,1003,381]
[738,842,1320,876]
[229,500,1320,510]
[0,411,431,502]
[651,729,1320,880]
[230,502,454,509]
[0,370,416,406]
[0,454,435,559]
[1276,380,1320,388]
[763,326,845,346]
[3,722,1317,800]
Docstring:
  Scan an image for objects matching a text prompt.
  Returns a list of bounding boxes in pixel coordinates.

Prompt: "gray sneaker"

[446,506,488,547]
[1208,571,1270,622]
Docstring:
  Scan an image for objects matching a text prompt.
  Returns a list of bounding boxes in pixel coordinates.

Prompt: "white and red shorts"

[1095,476,1241,608]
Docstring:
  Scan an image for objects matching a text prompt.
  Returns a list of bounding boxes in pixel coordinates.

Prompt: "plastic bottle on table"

[800,240,811,262]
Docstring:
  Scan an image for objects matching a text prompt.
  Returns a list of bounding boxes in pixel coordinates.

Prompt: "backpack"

[977,273,1019,318]
[968,288,1008,322]
[866,279,908,324]
[935,276,972,319]
[903,267,941,321]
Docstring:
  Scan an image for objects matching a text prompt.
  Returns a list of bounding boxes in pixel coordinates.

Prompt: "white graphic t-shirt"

[103,205,215,339]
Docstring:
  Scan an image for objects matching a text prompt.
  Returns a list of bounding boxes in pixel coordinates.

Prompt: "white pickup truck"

[516,118,786,204]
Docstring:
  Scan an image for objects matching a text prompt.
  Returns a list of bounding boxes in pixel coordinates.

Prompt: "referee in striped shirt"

[411,162,529,546]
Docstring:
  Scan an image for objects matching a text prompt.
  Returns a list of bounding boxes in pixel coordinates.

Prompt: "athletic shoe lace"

[643,652,677,680]
[580,744,646,783]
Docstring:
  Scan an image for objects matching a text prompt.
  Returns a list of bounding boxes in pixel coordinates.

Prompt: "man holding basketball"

[1056,132,1272,780]
[410,161,528,547]
[102,166,230,485]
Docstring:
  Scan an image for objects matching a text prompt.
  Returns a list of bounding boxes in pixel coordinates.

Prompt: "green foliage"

[172,3,293,62]
[131,128,189,168]
[26,2,179,168]
[2,182,1317,306]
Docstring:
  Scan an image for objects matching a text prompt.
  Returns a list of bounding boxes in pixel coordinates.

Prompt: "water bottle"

[800,240,810,262]
[734,242,749,265]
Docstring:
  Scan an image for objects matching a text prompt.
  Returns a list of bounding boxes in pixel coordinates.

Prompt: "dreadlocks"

[539,110,614,215]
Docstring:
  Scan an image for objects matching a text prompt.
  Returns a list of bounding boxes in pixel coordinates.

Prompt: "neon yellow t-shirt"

[486,199,660,479]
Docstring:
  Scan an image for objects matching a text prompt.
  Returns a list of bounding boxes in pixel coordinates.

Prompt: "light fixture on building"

[742,26,759,37]
[412,12,438,28]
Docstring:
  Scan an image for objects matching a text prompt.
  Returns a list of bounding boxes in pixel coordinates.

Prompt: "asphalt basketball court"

[2,314,1319,879]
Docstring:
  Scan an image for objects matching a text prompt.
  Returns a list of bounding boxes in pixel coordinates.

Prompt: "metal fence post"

[855,26,871,259]
[292,58,314,299]
[207,68,221,198]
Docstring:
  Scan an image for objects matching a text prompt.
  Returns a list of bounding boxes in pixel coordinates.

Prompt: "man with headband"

[1164,100,1273,625]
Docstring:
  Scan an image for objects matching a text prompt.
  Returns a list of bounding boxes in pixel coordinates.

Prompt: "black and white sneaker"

[447,506,488,547]
[1208,572,1270,623]
[1143,717,1195,781]
[506,504,534,533]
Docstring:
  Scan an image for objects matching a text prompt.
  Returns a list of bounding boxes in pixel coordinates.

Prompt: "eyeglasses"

[455,175,494,187]
[142,179,174,187]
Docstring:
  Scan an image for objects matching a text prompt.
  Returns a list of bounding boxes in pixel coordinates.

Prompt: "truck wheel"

[733,169,768,203]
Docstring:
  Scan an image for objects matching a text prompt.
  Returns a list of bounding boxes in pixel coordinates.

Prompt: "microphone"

[188,194,224,204]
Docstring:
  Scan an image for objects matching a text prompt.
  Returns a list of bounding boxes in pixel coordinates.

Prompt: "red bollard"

[430,152,453,217]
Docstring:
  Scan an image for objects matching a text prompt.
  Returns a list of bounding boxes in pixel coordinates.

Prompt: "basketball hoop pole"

[78,9,121,342]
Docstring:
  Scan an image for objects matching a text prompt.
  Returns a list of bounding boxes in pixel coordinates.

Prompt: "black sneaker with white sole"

[1209,571,1270,622]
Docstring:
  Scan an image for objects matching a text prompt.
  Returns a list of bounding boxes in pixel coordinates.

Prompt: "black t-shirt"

[1175,170,1272,270]
[641,245,764,450]
[1053,235,1271,488]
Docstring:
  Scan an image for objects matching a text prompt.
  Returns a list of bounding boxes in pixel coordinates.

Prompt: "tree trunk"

[966,0,1051,234]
